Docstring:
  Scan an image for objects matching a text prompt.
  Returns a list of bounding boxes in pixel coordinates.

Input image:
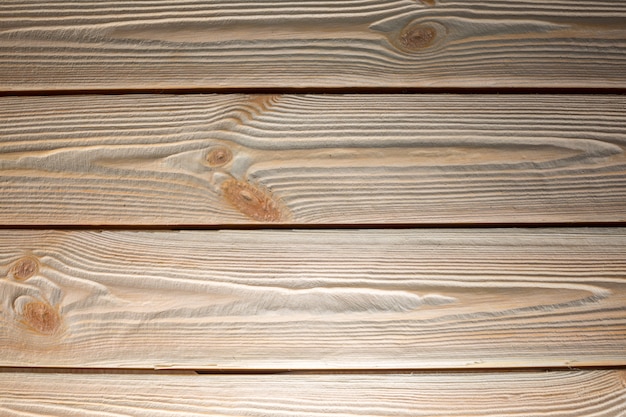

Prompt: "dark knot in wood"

[221,179,286,222]
[207,146,233,167]
[11,257,39,280]
[22,301,61,334]
[398,24,438,52]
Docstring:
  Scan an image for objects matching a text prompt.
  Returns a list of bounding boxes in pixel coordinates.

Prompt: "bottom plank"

[1,370,625,416]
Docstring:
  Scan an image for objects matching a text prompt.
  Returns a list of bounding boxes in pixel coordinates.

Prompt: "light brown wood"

[1,228,625,369]
[1,370,625,416]
[2,94,626,225]
[1,0,626,90]
[3,0,625,408]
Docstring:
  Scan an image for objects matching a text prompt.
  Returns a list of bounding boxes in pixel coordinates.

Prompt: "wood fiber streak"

[1,371,626,417]
[2,94,626,225]
[1,229,625,369]
[1,0,626,89]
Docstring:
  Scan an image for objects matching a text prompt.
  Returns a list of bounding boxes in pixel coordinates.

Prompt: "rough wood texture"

[2,94,626,225]
[1,370,625,416]
[1,0,626,90]
[1,228,625,369]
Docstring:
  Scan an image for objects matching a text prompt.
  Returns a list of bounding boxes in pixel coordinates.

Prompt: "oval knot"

[221,179,286,222]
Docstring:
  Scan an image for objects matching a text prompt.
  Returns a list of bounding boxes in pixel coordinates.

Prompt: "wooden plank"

[1,228,625,369]
[1,1,626,90]
[1,370,625,416]
[2,94,626,225]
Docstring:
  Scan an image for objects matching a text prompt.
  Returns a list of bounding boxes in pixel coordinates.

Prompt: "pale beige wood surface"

[2,94,626,225]
[1,228,625,369]
[1,1,626,90]
[1,370,625,416]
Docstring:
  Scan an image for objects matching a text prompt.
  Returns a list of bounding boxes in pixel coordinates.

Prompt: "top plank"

[1,0,626,90]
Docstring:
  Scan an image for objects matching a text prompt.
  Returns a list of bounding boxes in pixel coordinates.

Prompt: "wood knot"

[207,146,233,167]
[11,256,39,280]
[22,301,60,334]
[398,23,438,52]
[221,179,285,222]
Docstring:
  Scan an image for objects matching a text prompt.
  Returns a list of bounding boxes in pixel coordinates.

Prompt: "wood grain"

[2,94,626,225]
[1,370,626,416]
[1,0,626,90]
[1,228,625,369]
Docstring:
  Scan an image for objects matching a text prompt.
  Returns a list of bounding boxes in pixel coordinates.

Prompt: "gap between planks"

[2,222,626,231]
[2,87,626,97]
[4,366,626,375]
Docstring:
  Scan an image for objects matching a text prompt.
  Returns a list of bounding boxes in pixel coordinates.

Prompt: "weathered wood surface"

[2,94,626,225]
[1,370,625,416]
[1,229,625,369]
[1,0,626,90]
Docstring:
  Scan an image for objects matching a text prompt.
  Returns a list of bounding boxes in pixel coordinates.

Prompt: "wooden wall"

[1,1,625,415]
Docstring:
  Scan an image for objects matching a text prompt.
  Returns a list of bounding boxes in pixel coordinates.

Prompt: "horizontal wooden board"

[1,0,626,90]
[1,228,625,369]
[2,94,626,225]
[1,370,625,416]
